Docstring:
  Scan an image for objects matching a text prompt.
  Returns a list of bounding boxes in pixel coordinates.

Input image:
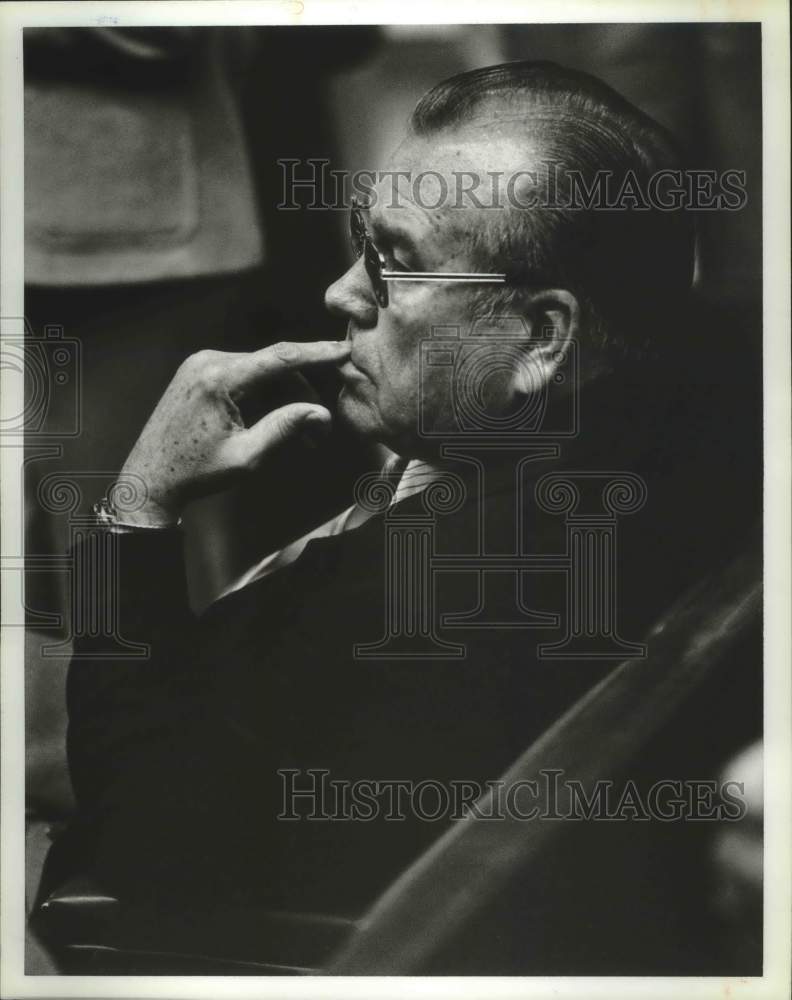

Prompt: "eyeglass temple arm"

[380,271,506,283]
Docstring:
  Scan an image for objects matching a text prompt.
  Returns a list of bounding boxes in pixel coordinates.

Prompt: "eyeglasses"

[349,198,506,308]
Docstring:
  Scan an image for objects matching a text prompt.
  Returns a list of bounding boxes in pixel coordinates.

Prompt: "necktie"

[218,457,443,599]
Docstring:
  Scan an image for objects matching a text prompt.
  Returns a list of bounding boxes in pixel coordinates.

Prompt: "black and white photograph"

[1,1,789,996]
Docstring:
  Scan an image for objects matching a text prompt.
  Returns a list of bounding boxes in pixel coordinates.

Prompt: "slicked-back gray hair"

[411,61,696,361]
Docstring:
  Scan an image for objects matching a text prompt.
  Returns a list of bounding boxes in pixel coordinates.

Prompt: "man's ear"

[511,288,579,396]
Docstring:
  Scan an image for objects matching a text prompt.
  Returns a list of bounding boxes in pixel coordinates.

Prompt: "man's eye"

[385,253,410,272]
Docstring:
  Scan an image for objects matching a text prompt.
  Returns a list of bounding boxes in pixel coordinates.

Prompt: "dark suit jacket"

[37,360,761,974]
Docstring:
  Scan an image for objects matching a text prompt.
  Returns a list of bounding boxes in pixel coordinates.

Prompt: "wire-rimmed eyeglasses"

[349,197,506,308]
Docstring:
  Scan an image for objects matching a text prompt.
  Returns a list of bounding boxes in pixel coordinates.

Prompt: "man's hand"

[118,340,351,525]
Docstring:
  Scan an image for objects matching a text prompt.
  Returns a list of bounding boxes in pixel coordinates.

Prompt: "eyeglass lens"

[350,205,388,308]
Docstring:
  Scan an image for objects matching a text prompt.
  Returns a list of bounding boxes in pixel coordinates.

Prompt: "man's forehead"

[367,129,537,249]
[383,127,539,185]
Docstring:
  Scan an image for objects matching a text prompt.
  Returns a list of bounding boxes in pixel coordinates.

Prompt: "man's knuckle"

[196,361,226,391]
[272,341,299,364]
[269,411,289,437]
[183,349,214,371]
[179,350,223,388]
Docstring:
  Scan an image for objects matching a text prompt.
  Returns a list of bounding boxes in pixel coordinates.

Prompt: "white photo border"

[1,2,789,998]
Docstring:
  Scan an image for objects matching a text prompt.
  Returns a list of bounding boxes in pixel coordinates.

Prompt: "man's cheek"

[416,369,457,433]
[379,375,419,428]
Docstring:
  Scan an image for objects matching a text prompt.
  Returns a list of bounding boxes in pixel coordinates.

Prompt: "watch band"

[92,495,182,532]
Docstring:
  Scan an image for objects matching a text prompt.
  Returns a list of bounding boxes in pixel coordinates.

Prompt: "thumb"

[239,402,332,465]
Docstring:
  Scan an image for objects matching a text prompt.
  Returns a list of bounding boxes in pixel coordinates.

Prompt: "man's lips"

[339,358,369,381]
[340,325,371,377]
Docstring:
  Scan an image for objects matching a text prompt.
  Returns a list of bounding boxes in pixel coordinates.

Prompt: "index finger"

[232,340,350,390]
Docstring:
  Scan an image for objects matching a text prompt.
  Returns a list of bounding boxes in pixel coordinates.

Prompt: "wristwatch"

[92,495,182,532]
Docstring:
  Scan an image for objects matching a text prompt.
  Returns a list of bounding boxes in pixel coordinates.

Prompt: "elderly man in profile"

[36,62,758,974]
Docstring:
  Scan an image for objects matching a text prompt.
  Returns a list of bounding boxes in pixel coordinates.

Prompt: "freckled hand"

[118,340,351,526]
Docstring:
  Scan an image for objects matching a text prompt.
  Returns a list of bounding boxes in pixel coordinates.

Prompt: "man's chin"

[335,385,381,441]
[335,388,437,460]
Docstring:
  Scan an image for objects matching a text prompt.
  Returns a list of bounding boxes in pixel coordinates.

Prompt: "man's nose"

[324,259,378,327]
